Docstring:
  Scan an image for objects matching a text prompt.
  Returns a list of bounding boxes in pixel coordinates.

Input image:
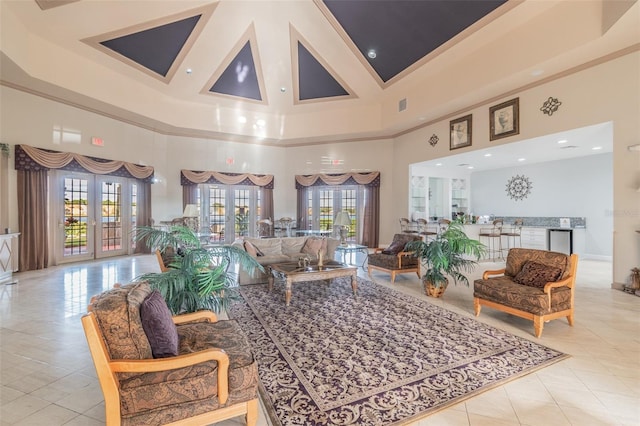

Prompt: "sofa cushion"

[281,237,307,256]
[505,248,571,279]
[513,261,562,288]
[301,237,324,256]
[140,290,179,358]
[243,240,263,257]
[91,282,153,360]
[246,237,282,256]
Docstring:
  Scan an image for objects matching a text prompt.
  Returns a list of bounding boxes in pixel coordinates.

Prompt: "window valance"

[15,145,155,182]
[181,170,274,189]
[295,171,380,189]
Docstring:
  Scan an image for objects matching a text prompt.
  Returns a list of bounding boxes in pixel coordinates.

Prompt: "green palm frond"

[405,222,486,287]
[133,225,262,314]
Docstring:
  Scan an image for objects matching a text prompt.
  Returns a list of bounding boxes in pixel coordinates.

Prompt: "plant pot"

[423,278,448,298]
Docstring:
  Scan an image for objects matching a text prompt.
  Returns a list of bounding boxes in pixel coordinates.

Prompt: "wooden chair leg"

[246,399,258,426]
[566,312,574,326]
[533,316,544,338]
[390,271,396,284]
[474,298,481,316]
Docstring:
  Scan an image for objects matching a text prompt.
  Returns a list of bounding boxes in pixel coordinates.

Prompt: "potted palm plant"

[133,225,262,314]
[405,222,485,297]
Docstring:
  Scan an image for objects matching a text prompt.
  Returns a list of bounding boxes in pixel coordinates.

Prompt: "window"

[304,185,360,242]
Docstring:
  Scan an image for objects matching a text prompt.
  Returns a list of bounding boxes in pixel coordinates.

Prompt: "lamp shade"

[334,211,351,227]
[183,204,199,217]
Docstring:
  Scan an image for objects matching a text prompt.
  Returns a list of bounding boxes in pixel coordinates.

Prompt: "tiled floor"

[1,254,638,425]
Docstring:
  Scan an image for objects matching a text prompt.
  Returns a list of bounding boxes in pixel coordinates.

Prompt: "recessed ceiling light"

[237,116,247,124]
[467,166,474,169]
[484,153,492,157]
[280,87,286,93]
[518,158,526,162]
[557,139,568,144]
[186,68,193,74]
[435,163,442,166]
[368,49,377,59]
[592,146,602,150]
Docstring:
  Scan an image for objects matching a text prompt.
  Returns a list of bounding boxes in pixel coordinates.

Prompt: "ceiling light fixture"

[627,144,640,152]
[256,119,266,127]
[237,116,247,124]
[484,153,492,157]
[518,158,526,162]
[592,146,602,150]
[280,87,286,93]
[367,49,377,59]
[186,68,192,74]
[557,139,568,144]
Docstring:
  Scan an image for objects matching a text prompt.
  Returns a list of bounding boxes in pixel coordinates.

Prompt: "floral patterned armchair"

[367,233,422,284]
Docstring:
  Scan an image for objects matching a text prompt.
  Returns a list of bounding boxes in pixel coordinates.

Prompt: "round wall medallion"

[505,175,532,201]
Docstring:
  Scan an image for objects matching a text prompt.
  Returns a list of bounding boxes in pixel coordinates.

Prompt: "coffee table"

[267,260,357,306]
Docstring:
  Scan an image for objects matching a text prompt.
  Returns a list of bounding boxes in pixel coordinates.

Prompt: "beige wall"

[1,50,638,285]
[393,51,640,286]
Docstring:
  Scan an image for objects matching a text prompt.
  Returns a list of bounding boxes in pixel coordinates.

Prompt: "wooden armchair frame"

[474,253,578,338]
[82,308,258,426]
[367,247,420,284]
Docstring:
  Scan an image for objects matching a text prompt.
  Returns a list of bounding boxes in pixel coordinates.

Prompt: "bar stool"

[399,217,418,234]
[438,218,451,233]
[416,218,438,240]
[500,218,523,255]
[479,219,503,261]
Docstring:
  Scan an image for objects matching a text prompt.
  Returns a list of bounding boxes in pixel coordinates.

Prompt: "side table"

[335,244,369,269]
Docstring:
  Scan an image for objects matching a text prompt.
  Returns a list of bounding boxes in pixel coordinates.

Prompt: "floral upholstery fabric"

[91,282,258,426]
[473,276,572,315]
[513,261,562,288]
[504,248,571,280]
[368,234,422,270]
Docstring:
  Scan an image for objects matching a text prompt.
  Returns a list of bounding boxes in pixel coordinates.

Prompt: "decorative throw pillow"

[513,261,563,288]
[301,237,324,256]
[244,241,264,257]
[382,239,407,255]
[139,290,179,358]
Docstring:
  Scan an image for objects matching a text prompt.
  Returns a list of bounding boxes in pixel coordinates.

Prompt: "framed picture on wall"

[490,98,519,140]
[450,114,472,150]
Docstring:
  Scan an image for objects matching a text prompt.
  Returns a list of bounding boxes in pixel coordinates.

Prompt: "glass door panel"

[234,189,250,239]
[207,187,226,244]
[61,175,94,263]
[96,177,127,258]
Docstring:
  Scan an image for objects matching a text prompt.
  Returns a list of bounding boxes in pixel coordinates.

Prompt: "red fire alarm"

[91,137,104,146]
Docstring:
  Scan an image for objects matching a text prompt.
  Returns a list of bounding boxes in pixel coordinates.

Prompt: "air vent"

[560,145,579,149]
[457,163,470,167]
[398,98,407,112]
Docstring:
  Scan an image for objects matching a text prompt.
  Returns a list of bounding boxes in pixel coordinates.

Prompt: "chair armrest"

[111,348,230,404]
[543,275,575,310]
[397,251,414,268]
[482,268,506,279]
[172,311,218,324]
[372,248,384,254]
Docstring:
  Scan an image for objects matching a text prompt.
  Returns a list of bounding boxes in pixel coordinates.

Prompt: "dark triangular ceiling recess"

[297,42,348,100]
[290,25,355,104]
[201,24,267,104]
[209,41,262,101]
[82,4,216,83]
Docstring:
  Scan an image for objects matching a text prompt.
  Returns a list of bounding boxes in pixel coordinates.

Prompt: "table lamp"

[183,204,199,232]
[334,211,351,245]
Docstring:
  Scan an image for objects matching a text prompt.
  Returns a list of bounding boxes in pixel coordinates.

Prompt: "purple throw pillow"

[140,290,179,358]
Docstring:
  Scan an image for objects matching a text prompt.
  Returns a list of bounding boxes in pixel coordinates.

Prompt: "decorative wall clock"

[505,175,532,201]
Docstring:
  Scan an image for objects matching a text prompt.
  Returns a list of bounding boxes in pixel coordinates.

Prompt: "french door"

[305,186,360,242]
[52,171,138,264]
[200,185,260,244]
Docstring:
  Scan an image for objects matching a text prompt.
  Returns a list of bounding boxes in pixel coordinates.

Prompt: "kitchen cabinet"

[0,233,19,284]
[520,227,547,250]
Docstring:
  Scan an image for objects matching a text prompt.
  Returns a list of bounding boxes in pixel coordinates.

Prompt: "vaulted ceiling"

[1,0,638,146]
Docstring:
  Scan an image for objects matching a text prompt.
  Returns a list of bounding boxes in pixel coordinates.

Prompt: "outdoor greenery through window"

[305,186,359,242]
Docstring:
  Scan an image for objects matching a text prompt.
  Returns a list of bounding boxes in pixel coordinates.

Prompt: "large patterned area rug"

[228,277,569,425]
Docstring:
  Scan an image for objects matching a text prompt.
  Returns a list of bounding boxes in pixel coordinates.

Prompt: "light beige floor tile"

[13,403,78,426]
[62,415,105,426]
[0,394,51,424]
[510,400,571,426]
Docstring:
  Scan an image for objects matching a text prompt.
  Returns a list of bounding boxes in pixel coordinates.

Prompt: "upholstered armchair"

[81,282,258,425]
[474,248,578,338]
[367,233,422,283]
